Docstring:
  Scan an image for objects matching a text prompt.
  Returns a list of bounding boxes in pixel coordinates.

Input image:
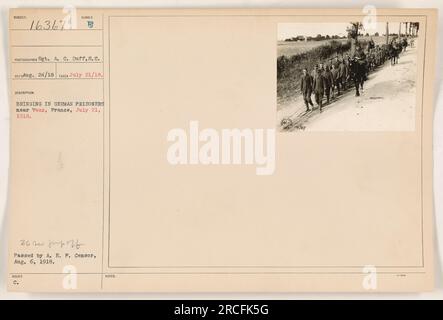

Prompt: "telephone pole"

[386,22,389,44]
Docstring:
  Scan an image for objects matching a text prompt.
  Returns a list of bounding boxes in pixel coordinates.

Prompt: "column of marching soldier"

[299,37,410,113]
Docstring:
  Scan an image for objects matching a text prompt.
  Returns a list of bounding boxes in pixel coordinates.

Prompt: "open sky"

[277,22,408,40]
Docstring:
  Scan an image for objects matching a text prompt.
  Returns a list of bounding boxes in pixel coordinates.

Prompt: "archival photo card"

[7,8,437,292]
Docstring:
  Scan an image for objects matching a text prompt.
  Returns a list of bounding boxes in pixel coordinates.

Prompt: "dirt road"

[278,45,418,131]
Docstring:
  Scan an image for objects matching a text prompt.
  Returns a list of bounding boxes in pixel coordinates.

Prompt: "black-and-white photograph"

[277,22,420,131]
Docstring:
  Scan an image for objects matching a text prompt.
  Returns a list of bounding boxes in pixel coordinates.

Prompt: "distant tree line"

[284,34,347,42]
[284,32,385,42]
[285,21,419,43]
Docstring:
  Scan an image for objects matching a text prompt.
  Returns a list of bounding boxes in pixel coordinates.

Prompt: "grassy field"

[277,39,348,57]
[277,36,387,57]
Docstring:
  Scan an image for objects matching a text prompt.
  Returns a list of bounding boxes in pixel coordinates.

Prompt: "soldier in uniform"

[338,58,347,91]
[322,64,333,104]
[330,64,340,97]
[344,54,351,88]
[367,37,375,52]
[354,45,368,80]
[312,66,326,112]
[367,49,374,71]
[374,46,381,66]
[390,39,400,65]
[381,44,389,64]
[327,58,334,71]
[311,64,319,79]
[300,68,314,112]
[334,56,340,69]
[402,37,408,52]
